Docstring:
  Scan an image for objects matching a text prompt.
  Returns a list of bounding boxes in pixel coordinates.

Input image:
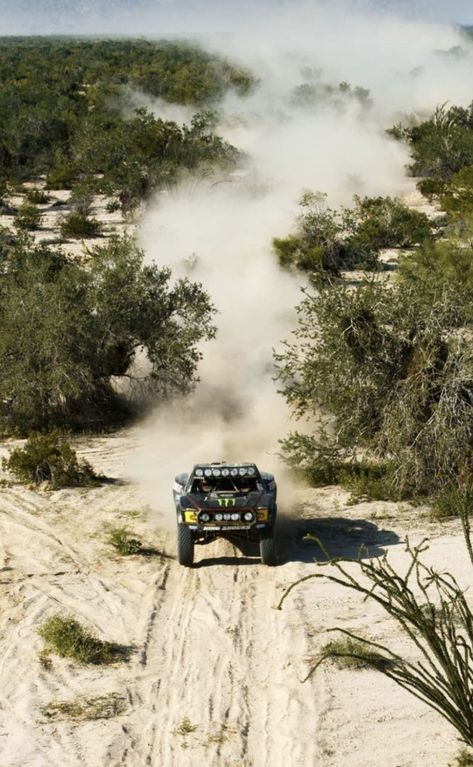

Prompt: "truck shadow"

[193,515,400,567]
[277,514,401,564]
[194,535,261,567]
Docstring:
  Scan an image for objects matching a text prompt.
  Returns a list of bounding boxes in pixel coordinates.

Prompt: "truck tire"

[177,524,194,566]
[260,532,277,566]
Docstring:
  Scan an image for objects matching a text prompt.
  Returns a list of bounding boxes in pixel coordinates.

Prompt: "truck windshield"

[191,476,261,495]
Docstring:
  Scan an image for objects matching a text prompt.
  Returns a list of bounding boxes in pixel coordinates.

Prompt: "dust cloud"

[129,1,473,520]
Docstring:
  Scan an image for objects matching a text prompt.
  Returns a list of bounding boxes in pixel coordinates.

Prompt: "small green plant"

[14,202,42,231]
[38,614,130,664]
[175,716,198,736]
[202,723,236,747]
[38,649,53,670]
[431,484,469,520]
[40,693,126,722]
[107,527,143,556]
[319,636,393,670]
[69,184,96,216]
[60,211,102,239]
[45,161,77,190]
[2,431,98,489]
[25,188,50,205]
[450,749,473,767]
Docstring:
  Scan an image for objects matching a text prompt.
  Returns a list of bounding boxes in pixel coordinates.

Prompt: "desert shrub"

[2,431,98,489]
[25,188,50,205]
[349,195,433,251]
[319,636,392,670]
[38,614,124,664]
[45,160,78,190]
[0,38,250,207]
[291,79,372,111]
[60,211,102,239]
[273,192,433,278]
[450,749,473,767]
[279,531,473,747]
[341,461,400,503]
[281,432,399,500]
[0,234,215,432]
[14,202,41,231]
[276,275,473,499]
[439,165,473,221]
[389,103,473,182]
[107,527,143,555]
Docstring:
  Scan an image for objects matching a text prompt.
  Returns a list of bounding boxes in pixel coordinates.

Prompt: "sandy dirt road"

[0,431,465,767]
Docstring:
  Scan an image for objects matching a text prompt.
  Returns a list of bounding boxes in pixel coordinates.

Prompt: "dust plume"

[127,1,473,522]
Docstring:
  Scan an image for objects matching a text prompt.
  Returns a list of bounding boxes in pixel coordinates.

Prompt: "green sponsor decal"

[216,498,236,508]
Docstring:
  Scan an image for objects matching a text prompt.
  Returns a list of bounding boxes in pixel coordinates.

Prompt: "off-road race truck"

[173,462,277,567]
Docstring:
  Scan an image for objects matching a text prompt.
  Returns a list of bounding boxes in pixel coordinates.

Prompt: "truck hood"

[182,491,267,511]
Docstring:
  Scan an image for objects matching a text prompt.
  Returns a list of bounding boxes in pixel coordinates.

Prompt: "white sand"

[0,432,466,767]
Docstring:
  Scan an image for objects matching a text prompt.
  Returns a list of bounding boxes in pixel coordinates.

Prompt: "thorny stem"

[279,532,473,746]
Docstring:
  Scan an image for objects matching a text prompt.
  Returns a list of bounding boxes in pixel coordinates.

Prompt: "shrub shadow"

[277,513,400,564]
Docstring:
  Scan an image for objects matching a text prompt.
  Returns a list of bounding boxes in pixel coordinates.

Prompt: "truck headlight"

[244,512,254,522]
[215,513,223,521]
[231,513,239,521]
[200,513,210,523]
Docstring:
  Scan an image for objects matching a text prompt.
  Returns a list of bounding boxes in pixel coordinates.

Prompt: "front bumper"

[179,507,271,531]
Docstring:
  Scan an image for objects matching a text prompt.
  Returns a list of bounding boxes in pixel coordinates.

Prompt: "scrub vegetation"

[278,97,473,754]
[38,614,131,664]
[2,431,98,488]
[277,98,473,505]
[40,693,127,722]
[273,191,434,279]
[0,37,252,209]
[0,233,215,433]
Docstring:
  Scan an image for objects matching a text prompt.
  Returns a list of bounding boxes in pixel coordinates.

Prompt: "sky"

[0,0,471,36]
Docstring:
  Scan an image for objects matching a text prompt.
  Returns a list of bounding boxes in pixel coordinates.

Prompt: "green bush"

[281,432,401,501]
[273,192,433,278]
[341,461,401,503]
[320,636,392,670]
[45,161,78,190]
[2,431,98,489]
[276,274,473,500]
[14,202,41,231]
[25,188,50,205]
[0,235,215,432]
[450,749,473,767]
[38,615,121,664]
[107,527,143,555]
[60,211,102,239]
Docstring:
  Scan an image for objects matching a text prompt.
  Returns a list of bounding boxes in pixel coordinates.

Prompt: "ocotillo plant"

[278,491,473,747]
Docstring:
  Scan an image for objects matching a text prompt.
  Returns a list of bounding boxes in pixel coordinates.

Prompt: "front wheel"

[260,532,277,566]
[177,524,194,566]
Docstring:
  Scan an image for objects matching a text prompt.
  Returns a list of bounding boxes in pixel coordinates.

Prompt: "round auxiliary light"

[222,468,230,477]
[204,469,212,477]
[195,469,203,477]
[215,513,223,522]
[231,513,239,521]
[230,468,238,477]
[213,468,221,477]
[223,513,231,521]
[244,512,254,522]
[239,468,247,476]
[247,467,255,476]
[200,512,210,523]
